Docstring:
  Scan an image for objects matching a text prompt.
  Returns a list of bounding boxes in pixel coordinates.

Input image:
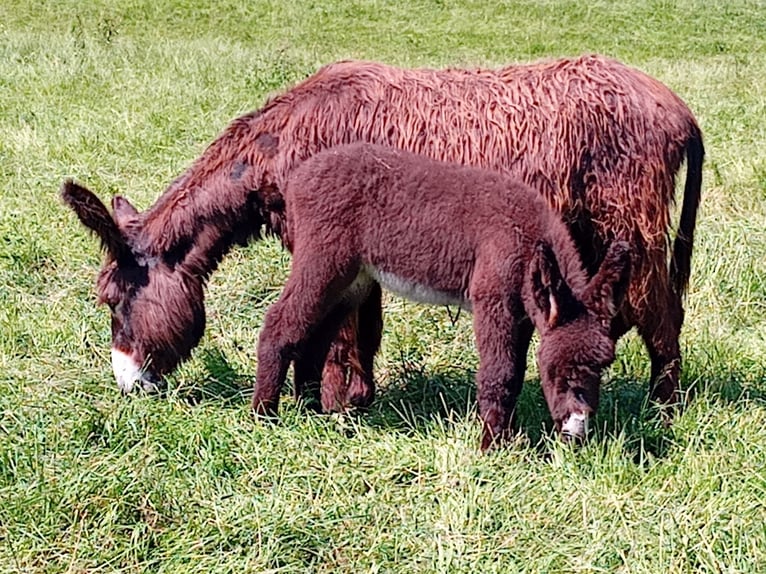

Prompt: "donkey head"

[531,240,631,442]
[62,180,206,393]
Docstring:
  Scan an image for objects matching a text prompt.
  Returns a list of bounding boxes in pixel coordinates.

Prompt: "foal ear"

[531,241,578,328]
[60,179,132,261]
[583,241,631,320]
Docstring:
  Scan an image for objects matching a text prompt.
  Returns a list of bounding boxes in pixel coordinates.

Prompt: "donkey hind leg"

[294,304,355,413]
[472,295,530,451]
[635,277,685,411]
[320,318,356,412]
[253,266,354,417]
[345,282,383,408]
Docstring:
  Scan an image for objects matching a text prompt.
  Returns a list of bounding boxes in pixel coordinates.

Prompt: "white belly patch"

[364,265,471,311]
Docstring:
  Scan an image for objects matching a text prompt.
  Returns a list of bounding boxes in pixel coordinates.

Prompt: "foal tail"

[669,123,704,297]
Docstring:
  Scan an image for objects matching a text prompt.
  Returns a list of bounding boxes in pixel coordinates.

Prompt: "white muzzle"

[111,348,160,394]
[561,411,589,440]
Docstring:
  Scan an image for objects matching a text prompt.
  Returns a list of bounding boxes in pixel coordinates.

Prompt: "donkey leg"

[636,282,684,409]
[253,302,298,417]
[294,305,355,413]
[320,283,383,411]
[472,296,528,451]
[320,319,356,412]
[345,282,383,408]
[507,318,534,432]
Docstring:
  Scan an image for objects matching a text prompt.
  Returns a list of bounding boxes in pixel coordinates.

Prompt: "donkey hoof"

[346,382,375,409]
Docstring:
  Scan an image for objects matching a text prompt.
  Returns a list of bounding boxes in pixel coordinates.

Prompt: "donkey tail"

[670,123,704,297]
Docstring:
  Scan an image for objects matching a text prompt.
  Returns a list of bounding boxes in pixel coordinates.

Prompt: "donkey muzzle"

[111,348,162,394]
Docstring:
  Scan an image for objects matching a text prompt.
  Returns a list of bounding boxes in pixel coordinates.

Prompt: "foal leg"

[472,294,528,451]
[320,318,357,412]
[507,318,534,431]
[320,283,383,411]
[253,263,354,417]
[294,305,355,413]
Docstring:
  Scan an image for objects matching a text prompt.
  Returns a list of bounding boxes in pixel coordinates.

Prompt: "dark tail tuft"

[670,124,704,297]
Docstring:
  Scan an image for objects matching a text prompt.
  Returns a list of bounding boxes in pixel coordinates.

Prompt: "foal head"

[62,181,206,393]
[531,241,631,441]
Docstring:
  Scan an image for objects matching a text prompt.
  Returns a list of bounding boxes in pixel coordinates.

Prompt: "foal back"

[285,142,557,300]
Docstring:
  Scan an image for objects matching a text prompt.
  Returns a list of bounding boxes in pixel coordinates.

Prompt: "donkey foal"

[253,143,630,449]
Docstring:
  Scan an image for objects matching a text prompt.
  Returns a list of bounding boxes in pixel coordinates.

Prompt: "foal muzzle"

[561,411,590,442]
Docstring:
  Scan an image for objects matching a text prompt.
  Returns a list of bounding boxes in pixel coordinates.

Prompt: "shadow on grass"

[357,355,766,461]
[175,344,766,462]
[174,348,676,460]
[177,348,252,407]
[354,361,676,461]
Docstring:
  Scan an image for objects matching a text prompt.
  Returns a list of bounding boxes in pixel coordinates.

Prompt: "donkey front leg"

[294,304,356,413]
[344,282,383,408]
[320,283,383,412]
[253,305,294,417]
[472,295,531,451]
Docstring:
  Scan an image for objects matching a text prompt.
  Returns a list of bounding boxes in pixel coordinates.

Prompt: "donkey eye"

[106,300,124,315]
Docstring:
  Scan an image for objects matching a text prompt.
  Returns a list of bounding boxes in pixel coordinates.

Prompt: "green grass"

[1,0,766,571]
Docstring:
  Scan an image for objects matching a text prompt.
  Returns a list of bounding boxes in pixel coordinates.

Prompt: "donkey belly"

[365,265,471,311]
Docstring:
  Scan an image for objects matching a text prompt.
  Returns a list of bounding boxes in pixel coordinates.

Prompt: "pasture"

[1,0,765,572]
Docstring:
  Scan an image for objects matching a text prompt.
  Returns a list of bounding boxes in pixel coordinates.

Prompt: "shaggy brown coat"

[63,54,702,409]
[254,143,630,449]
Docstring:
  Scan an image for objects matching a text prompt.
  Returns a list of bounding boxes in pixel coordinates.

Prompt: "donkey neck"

[138,153,278,279]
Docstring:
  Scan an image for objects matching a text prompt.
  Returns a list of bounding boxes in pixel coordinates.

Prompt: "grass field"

[1,0,766,572]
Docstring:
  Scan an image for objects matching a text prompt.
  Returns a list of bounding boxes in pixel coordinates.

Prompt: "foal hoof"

[252,397,279,421]
[479,426,515,452]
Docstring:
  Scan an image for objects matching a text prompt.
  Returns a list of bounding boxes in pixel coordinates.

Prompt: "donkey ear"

[583,241,631,320]
[112,195,139,225]
[60,179,132,261]
[531,241,578,328]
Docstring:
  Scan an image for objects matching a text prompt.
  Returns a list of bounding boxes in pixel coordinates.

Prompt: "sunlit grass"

[1,1,765,572]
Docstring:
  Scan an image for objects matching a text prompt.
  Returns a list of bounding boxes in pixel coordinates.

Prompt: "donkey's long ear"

[582,241,631,320]
[531,241,580,328]
[60,179,132,261]
[112,195,139,225]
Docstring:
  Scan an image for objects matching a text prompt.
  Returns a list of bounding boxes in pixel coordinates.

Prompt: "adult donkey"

[63,54,703,414]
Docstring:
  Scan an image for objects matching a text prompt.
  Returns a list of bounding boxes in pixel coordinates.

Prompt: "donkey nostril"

[139,374,165,394]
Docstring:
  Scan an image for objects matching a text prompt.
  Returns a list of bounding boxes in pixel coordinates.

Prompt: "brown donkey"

[62,55,701,412]
[253,143,630,448]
